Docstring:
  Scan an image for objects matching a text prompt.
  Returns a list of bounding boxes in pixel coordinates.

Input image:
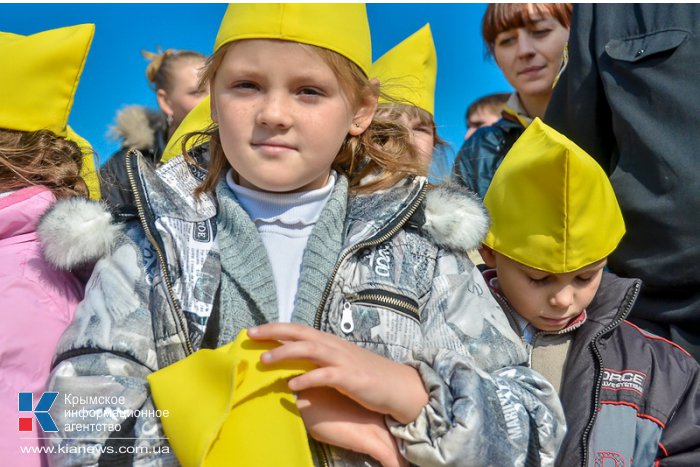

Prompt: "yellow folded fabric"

[148,330,315,467]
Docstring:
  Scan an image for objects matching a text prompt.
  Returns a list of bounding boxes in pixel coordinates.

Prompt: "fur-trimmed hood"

[108,105,167,151]
[421,182,489,252]
[37,197,122,271]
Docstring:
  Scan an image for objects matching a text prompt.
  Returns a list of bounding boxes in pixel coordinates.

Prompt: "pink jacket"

[0,186,83,466]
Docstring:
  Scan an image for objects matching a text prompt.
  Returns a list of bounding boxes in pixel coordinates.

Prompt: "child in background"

[371,23,449,178]
[0,23,116,466]
[100,48,208,211]
[463,92,510,141]
[479,118,700,465]
[45,4,565,466]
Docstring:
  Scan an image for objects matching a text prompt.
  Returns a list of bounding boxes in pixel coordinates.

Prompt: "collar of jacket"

[109,105,168,163]
[129,151,490,254]
[571,272,642,344]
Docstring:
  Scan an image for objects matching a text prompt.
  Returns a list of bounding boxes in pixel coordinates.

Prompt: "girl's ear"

[156,89,173,120]
[479,245,497,268]
[349,79,379,136]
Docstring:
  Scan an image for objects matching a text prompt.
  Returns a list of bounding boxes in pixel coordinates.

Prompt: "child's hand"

[297,387,407,467]
[247,323,428,424]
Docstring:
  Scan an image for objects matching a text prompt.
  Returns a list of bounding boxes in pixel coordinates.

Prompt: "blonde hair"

[184,41,425,197]
[374,103,449,179]
[143,48,206,93]
[0,128,88,199]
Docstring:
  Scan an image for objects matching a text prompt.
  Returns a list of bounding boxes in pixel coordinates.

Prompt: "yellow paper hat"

[0,24,94,137]
[161,95,213,163]
[148,330,315,467]
[483,118,625,273]
[372,24,437,116]
[214,3,372,76]
[66,125,101,200]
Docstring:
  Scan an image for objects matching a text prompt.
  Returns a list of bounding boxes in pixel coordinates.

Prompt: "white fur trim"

[37,198,121,270]
[108,105,158,150]
[422,183,490,252]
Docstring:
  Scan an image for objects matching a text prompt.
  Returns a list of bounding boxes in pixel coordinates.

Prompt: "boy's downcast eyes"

[528,275,550,285]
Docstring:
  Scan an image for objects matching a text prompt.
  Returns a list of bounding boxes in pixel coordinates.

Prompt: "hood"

[422,182,490,252]
[37,196,122,271]
[108,105,167,151]
[0,186,55,241]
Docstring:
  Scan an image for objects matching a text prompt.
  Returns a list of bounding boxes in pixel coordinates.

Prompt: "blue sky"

[0,3,511,171]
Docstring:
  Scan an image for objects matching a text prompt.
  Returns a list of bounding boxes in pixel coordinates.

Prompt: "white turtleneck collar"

[226,169,336,228]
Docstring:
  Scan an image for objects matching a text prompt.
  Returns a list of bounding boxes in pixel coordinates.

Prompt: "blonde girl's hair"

[374,102,450,180]
[0,128,88,199]
[182,42,426,198]
[143,48,207,93]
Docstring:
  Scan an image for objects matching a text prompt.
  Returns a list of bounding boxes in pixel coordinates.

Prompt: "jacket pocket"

[345,289,420,328]
[605,29,689,62]
[333,289,422,362]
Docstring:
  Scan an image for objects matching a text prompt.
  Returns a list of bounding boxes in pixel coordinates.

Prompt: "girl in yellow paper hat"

[44,4,566,467]
[0,23,117,467]
[371,23,447,178]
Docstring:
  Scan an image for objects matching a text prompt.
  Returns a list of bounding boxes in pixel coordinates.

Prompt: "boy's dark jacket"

[489,271,700,466]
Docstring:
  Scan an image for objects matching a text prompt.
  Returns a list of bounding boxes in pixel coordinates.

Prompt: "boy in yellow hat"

[45,4,566,466]
[479,118,700,465]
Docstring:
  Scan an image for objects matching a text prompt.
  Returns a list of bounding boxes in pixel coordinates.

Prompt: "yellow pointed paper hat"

[161,95,213,162]
[483,118,625,273]
[0,24,94,137]
[372,23,437,116]
[214,3,372,76]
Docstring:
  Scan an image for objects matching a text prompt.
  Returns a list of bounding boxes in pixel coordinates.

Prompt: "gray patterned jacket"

[42,151,565,466]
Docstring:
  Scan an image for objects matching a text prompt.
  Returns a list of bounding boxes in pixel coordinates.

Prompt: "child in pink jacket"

[0,23,116,465]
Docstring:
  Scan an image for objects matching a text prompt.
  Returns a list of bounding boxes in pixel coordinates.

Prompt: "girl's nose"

[256,93,293,129]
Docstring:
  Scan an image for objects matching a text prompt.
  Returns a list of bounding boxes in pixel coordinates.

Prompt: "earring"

[166,114,174,126]
[353,122,360,128]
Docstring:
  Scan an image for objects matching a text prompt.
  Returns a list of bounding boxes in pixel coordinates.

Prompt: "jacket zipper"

[313,182,428,331]
[125,149,193,356]
[345,289,420,330]
[580,281,640,466]
[311,438,330,467]
[311,180,427,466]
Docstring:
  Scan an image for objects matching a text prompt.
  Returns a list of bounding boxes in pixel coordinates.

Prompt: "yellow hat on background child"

[66,125,101,200]
[483,118,625,273]
[161,95,213,163]
[371,23,438,116]
[0,24,94,137]
[214,3,372,76]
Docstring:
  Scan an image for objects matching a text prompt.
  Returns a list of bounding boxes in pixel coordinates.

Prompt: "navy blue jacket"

[451,117,524,199]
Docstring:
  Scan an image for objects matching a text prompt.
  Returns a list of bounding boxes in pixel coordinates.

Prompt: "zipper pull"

[341,302,354,334]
